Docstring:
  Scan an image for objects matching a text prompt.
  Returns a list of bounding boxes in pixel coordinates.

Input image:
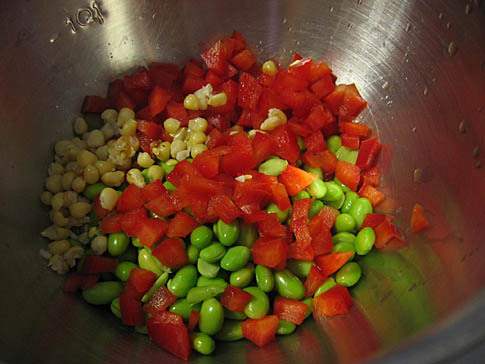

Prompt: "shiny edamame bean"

[327,194,345,210]
[169,298,201,320]
[336,262,362,287]
[83,182,108,200]
[303,165,323,179]
[237,222,258,248]
[108,232,130,256]
[334,177,351,193]
[167,265,198,297]
[277,319,296,335]
[335,146,358,164]
[243,286,270,319]
[266,202,290,223]
[197,276,228,290]
[292,190,311,202]
[187,244,200,264]
[309,200,324,219]
[82,281,123,305]
[332,232,356,245]
[214,320,243,341]
[214,219,240,246]
[229,263,254,288]
[307,179,327,199]
[326,135,342,153]
[333,242,356,261]
[355,227,376,255]
[341,191,359,214]
[322,181,344,202]
[220,246,251,271]
[274,270,305,300]
[255,265,275,292]
[314,277,337,297]
[192,332,216,355]
[197,258,220,278]
[349,197,373,229]
[258,157,288,176]
[186,285,226,304]
[286,259,314,278]
[132,237,142,248]
[115,261,137,282]
[138,247,164,276]
[190,225,213,249]
[163,181,176,192]
[334,213,356,233]
[110,297,121,319]
[199,242,226,263]
[302,297,313,319]
[199,298,224,335]
[142,272,169,303]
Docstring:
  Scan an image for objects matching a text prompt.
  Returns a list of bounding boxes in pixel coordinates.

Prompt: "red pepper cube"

[279,165,318,196]
[290,198,313,245]
[270,124,301,164]
[147,317,191,360]
[81,95,111,113]
[362,166,381,187]
[241,315,279,347]
[167,212,200,238]
[257,212,287,238]
[117,184,145,212]
[238,72,263,110]
[141,180,166,203]
[273,69,308,92]
[270,183,291,212]
[303,130,327,153]
[317,206,340,229]
[144,286,178,317]
[252,238,287,269]
[123,69,152,91]
[148,86,171,117]
[93,194,110,220]
[99,211,124,233]
[220,285,253,312]
[145,193,178,218]
[314,251,353,276]
[304,104,335,131]
[252,131,275,165]
[273,297,308,325]
[341,133,360,149]
[311,73,336,99]
[201,40,228,76]
[136,218,168,247]
[410,203,429,233]
[221,132,257,176]
[361,213,393,230]
[309,61,332,83]
[304,265,327,297]
[358,184,385,207]
[188,310,200,332]
[288,241,314,261]
[339,122,369,138]
[120,207,148,237]
[356,138,381,171]
[207,194,241,224]
[127,268,157,294]
[151,237,188,269]
[335,161,361,192]
[81,255,118,274]
[137,120,163,140]
[312,285,353,317]
[374,219,401,249]
[63,273,99,292]
[231,49,257,71]
[288,57,313,82]
[119,294,145,326]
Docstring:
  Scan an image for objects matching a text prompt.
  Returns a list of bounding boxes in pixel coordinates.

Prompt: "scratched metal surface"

[0,0,484,363]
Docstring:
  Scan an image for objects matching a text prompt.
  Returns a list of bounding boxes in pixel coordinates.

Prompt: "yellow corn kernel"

[55,140,72,157]
[77,150,98,168]
[69,202,92,218]
[73,117,88,135]
[189,130,206,145]
[164,118,181,134]
[65,161,82,175]
[147,165,164,181]
[72,137,88,151]
[100,187,119,210]
[101,109,118,124]
[64,191,78,206]
[262,60,278,76]
[101,122,117,140]
[170,139,187,158]
[120,119,137,137]
[191,143,208,158]
[101,171,125,187]
[137,152,155,168]
[40,191,53,205]
[41,225,71,240]
[48,162,64,176]
[184,94,200,110]
[96,145,109,161]
[87,129,106,148]
[48,254,69,275]
[91,235,108,255]
[151,141,171,162]
[194,84,213,111]
[175,150,190,161]
[71,176,86,193]
[260,108,287,131]
[51,192,65,211]
[173,127,187,141]
[188,117,208,133]
[95,160,115,176]
[61,172,75,190]
[117,108,135,127]
[64,246,84,268]
[49,239,71,255]
[45,175,63,194]
[51,210,69,227]
[208,92,228,107]
[84,164,100,184]
[127,168,146,188]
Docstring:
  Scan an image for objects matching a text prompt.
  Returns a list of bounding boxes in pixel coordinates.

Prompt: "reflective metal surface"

[1,0,484,363]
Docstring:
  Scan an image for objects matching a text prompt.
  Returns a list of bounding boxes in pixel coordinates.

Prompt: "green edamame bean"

[83,182,108,200]
[258,157,288,176]
[163,181,176,192]
[274,270,305,300]
[322,181,343,202]
[255,265,275,292]
[327,194,345,210]
[141,168,151,184]
[349,197,373,229]
[148,210,165,220]
[169,299,201,320]
[115,261,138,282]
[341,191,359,214]
[142,272,169,303]
[297,136,305,150]
[229,263,254,288]
[326,135,342,153]
[277,319,296,335]
[190,226,213,249]
[187,244,200,264]
[69,239,83,248]
[199,298,224,335]
[135,326,148,335]
[138,248,163,276]
[215,219,240,246]
[220,246,251,271]
[307,179,327,199]
[355,227,376,255]
[292,190,311,202]
[82,281,123,305]
[132,237,142,248]
[335,146,358,164]
[335,213,356,233]
[314,277,337,297]
[161,160,177,175]
[224,309,247,320]
[110,297,121,319]
[237,222,258,248]
[243,286,270,319]
[167,265,198,297]
[200,242,226,263]
[186,285,226,304]
[286,259,314,278]
[302,297,313,319]
[214,320,243,341]
[309,199,324,219]
[192,332,216,355]
[333,242,356,261]
[197,276,228,290]
[336,262,362,287]
[303,165,323,179]
[266,203,290,223]
[332,232,356,245]
[108,232,130,256]
[197,258,220,278]
[334,177,351,193]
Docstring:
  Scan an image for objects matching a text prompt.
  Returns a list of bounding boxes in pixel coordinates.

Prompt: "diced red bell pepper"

[144,286,178,317]
[273,69,308,92]
[208,194,242,224]
[183,76,205,94]
[360,213,393,230]
[120,207,148,237]
[270,124,300,164]
[231,49,256,71]
[290,52,303,63]
[166,101,188,126]
[81,255,118,274]
[270,183,291,212]
[362,166,381,187]
[107,79,123,105]
[290,198,312,245]
[183,60,205,78]
[209,79,238,114]
[335,161,361,192]
[252,238,288,269]
[201,40,228,76]
[301,149,337,174]
[123,69,151,91]
[241,315,279,347]
[324,84,346,115]
[151,310,183,324]
[311,73,336,99]
[317,206,340,229]
[123,281,144,301]
[81,95,111,113]
[93,194,110,219]
[100,211,123,233]
[188,310,200,332]
[152,237,189,269]
[220,285,253,312]
[288,241,314,261]
[373,219,402,249]
[303,130,326,153]
[238,72,263,111]
[309,222,333,256]
[137,120,163,140]
[127,268,157,294]
[356,138,381,171]
[258,88,286,116]
[115,91,135,111]
[221,132,257,176]
[205,70,224,88]
[304,104,335,131]
[258,213,287,238]
[411,203,429,233]
[148,86,171,117]
[149,66,177,89]
[312,285,353,317]
[63,273,99,292]
[237,109,265,128]
[252,131,274,165]
[166,160,201,187]
[358,185,385,207]
[341,133,360,149]
[167,212,200,238]
[136,218,168,247]
[258,72,275,87]
[287,117,311,137]
[288,57,313,82]
[325,84,367,121]
[147,317,191,360]
[339,122,369,138]
[304,266,327,297]
[231,30,246,51]
[141,180,166,202]
[206,127,227,149]
[279,165,318,196]
[193,146,230,178]
[309,61,332,83]
[135,106,154,121]
[137,133,155,156]
[314,252,353,276]
[127,89,149,109]
[119,294,145,326]
[145,193,178,218]
[273,297,308,325]
[117,184,145,212]
[233,176,273,216]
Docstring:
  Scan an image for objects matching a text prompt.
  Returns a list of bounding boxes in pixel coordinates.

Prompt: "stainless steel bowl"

[1,0,484,363]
